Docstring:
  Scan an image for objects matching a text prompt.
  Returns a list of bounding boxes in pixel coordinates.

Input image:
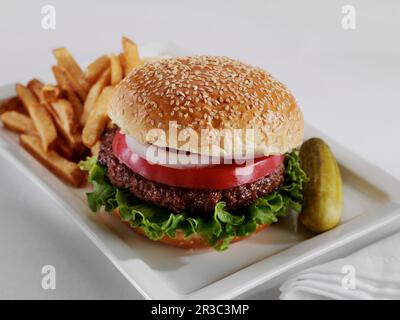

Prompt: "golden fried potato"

[81,68,110,126]
[16,84,57,151]
[85,55,110,85]
[0,111,37,135]
[122,36,141,75]
[82,86,114,148]
[20,134,85,187]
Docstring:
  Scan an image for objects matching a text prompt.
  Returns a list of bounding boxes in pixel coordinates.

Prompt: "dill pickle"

[299,138,343,233]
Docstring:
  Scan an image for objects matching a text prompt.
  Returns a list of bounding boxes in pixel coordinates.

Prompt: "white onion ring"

[124,134,259,168]
[125,135,218,168]
[125,134,151,160]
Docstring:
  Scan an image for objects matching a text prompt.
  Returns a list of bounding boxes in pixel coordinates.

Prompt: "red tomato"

[112,131,284,190]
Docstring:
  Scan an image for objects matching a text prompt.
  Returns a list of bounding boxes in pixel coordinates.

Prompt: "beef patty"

[98,127,285,214]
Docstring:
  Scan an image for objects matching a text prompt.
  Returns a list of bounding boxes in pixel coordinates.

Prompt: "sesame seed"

[119,55,295,136]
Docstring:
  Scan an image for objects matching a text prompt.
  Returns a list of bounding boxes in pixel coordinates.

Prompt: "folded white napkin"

[280,232,400,299]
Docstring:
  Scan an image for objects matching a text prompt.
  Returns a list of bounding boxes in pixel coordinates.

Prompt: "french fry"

[52,65,83,121]
[122,36,141,75]
[26,81,78,152]
[20,134,85,187]
[82,86,114,148]
[45,99,85,155]
[41,85,61,104]
[0,96,26,115]
[27,79,45,104]
[54,137,75,160]
[29,81,76,135]
[49,99,77,135]
[85,55,110,84]
[81,67,110,126]
[62,67,87,101]
[90,140,101,158]
[52,65,69,89]
[1,111,37,134]
[4,41,159,188]
[16,84,57,151]
[67,133,87,156]
[119,53,126,77]
[110,54,123,85]
[53,48,89,100]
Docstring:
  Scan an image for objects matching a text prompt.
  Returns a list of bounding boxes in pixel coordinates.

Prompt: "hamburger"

[80,56,308,251]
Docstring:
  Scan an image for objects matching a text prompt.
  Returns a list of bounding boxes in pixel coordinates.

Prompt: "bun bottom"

[114,209,268,250]
[134,224,269,249]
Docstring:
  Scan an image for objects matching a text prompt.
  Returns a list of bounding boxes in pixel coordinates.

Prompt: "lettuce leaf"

[79,152,307,251]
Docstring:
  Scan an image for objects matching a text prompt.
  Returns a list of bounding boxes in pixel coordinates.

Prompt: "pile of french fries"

[0,37,143,187]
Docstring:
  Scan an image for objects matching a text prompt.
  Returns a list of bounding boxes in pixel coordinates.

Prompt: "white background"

[0,0,399,299]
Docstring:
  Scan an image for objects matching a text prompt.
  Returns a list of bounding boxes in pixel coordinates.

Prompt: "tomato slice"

[112,131,284,190]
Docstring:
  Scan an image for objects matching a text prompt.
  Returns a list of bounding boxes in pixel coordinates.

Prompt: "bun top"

[109,56,303,157]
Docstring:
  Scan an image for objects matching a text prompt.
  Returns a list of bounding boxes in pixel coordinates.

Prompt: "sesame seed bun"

[109,56,303,157]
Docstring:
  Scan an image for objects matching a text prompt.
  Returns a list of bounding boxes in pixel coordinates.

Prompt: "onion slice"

[125,134,238,168]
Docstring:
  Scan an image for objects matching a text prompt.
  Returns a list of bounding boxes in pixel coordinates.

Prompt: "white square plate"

[1,43,400,299]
